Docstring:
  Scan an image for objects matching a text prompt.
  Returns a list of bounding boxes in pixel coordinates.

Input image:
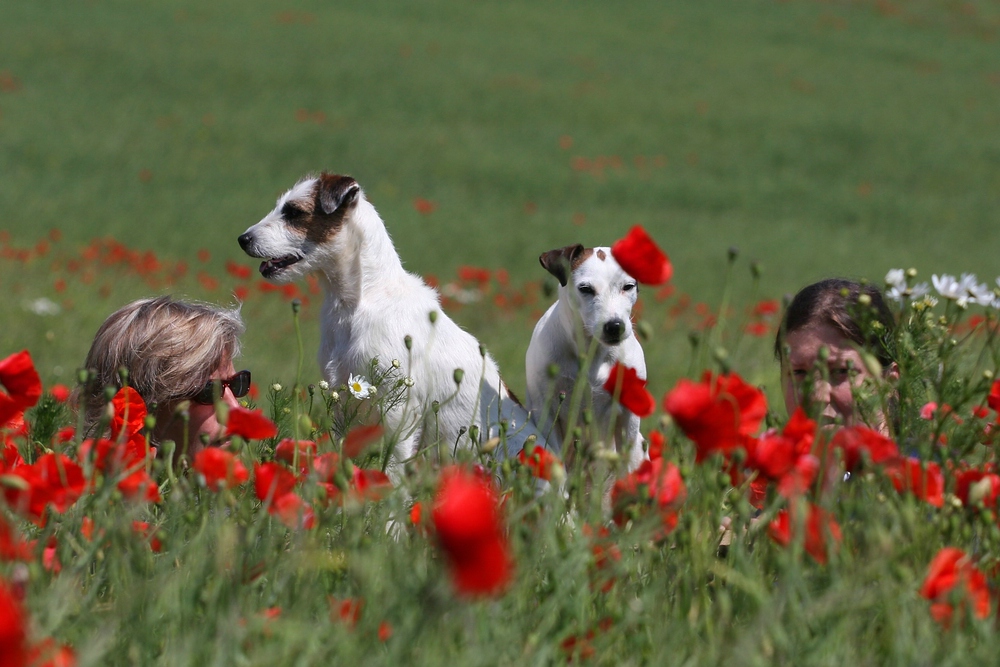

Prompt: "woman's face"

[155,358,241,455]
[781,322,886,433]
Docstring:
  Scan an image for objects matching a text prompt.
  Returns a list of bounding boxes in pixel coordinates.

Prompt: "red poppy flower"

[988,380,1000,413]
[410,501,423,526]
[432,466,512,596]
[225,260,252,280]
[0,350,42,427]
[343,425,384,458]
[25,637,76,667]
[767,503,842,564]
[109,387,147,442]
[351,468,393,502]
[603,363,655,417]
[254,462,298,503]
[413,198,436,215]
[3,454,87,522]
[227,407,278,440]
[610,225,672,285]
[663,372,767,462]
[274,439,316,474]
[954,467,1000,510]
[271,492,316,530]
[830,426,900,473]
[0,579,27,666]
[132,521,162,552]
[0,514,30,561]
[647,431,665,460]
[117,469,161,503]
[885,457,944,507]
[610,458,687,534]
[920,547,991,626]
[745,408,819,498]
[378,620,393,642]
[194,448,250,490]
[517,445,562,481]
[49,385,70,403]
[1,436,24,471]
[330,597,362,628]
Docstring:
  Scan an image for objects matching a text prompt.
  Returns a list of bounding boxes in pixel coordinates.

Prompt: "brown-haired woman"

[774,278,897,435]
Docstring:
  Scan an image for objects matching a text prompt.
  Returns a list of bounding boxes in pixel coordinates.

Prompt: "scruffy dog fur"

[525,244,646,470]
[238,173,543,474]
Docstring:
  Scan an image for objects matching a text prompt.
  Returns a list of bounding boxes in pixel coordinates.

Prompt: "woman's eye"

[578,285,596,296]
[830,367,851,381]
[792,369,808,380]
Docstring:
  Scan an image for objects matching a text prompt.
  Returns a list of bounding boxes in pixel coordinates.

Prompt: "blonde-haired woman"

[80,296,249,454]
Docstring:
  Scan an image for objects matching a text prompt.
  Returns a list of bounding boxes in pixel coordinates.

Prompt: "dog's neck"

[316,198,406,312]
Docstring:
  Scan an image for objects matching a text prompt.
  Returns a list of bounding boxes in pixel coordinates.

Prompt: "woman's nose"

[810,378,831,407]
[223,387,240,408]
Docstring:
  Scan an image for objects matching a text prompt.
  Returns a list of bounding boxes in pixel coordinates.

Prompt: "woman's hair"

[774,278,896,367]
[79,297,244,435]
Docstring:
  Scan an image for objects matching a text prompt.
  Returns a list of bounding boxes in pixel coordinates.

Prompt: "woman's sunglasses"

[191,370,252,405]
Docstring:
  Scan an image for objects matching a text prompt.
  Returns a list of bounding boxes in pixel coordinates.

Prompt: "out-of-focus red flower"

[193,448,249,490]
[330,597,362,628]
[432,466,512,596]
[0,350,43,427]
[603,363,655,417]
[767,503,841,564]
[663,371,767,462]
[343,425,383,459]
[517,445,562,481]
[920,402,938,420]
[753,300,780,316]
[110,388,146,442]
[226,407,278,440]
[197,248,211,263]
[413,198,436,215]
[0,514,30,561]
[274,439,316,474]
[610,458,686,534]
[378,620,392,642]
[988,380,1000,413]
[745,408,819,498]
[272,492,316,530]
[610,225,672,285]
[885,457,944,508]
[830,426,900,473]
[457,266,491,285]
[26,637,77,667]
[131,521,162,552]
[0,579,27,666]
[920,547,991,626]
[583,525,621,593]
[351,468,393,502]
[954,466,1000,510]
[49,385,70,403]
[254,462,298,503]
[225,260,252,280]
[648,431,664,460]
[1,436,24,470]
[744,322,771,337]
[410,501,423,526]
[117,469,161,503]
[3,454,87,522]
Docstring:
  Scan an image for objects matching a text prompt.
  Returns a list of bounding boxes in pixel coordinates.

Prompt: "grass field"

[4,3,1000,664]
[2,0,999,397]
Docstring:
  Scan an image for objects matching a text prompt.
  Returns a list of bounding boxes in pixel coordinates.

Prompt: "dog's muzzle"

[602,319,627,345]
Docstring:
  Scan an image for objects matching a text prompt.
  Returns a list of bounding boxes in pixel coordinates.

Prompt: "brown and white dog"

[238,173,544,475]
[525,244,646,471]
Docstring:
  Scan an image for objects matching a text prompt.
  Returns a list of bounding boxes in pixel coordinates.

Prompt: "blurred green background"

[1,0,998,402]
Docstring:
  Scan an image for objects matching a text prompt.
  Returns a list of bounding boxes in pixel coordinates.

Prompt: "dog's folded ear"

[539,244,586,287]
[317,174,360,215]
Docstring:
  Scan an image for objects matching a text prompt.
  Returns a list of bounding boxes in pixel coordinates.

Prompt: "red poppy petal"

[610,225,672,285]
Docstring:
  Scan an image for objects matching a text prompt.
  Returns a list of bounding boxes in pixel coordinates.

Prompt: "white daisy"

[885,269,906,290]
[348,374,372,399]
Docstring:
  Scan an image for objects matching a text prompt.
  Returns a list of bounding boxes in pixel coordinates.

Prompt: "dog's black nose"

[603,319,625,342]
[237,232,254,252]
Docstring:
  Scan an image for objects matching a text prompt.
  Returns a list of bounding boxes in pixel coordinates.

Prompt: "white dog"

[238,173,543,474]
[525,244,646,471]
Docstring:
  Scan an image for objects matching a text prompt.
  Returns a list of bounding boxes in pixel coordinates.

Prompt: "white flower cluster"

[886,270,1000,309]
[884,269,930,304]
[930,273,998,309]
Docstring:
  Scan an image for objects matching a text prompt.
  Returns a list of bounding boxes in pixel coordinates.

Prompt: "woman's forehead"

[786,323,862,363]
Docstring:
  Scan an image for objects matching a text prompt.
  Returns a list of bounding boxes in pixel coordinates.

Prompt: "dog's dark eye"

[281,203,306,219]
[623,283,636,292]
[578,284,596,296]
